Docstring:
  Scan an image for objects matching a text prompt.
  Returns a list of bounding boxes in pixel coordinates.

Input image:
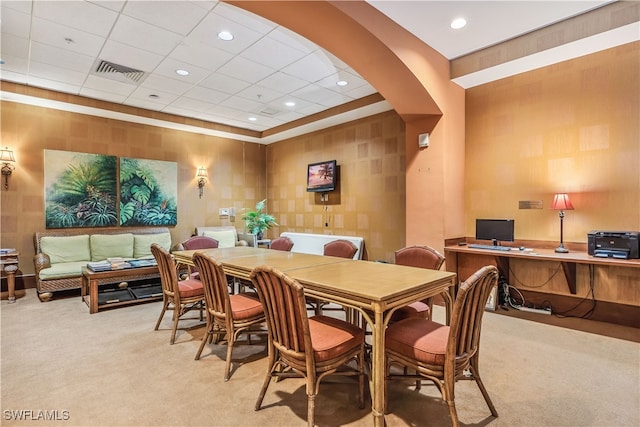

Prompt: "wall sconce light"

[550,193,574,253]
[196,167,208,199]
[0,147,16,190]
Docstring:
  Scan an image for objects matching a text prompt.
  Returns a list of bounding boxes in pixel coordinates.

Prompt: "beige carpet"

[1,289,639,427]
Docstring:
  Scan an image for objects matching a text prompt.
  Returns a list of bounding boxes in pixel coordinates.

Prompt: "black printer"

[587,231,639,259]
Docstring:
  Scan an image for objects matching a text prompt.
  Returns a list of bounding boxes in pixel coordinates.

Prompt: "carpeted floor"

[1,289,639,426]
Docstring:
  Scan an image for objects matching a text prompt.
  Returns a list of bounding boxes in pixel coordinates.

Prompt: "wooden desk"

[445,245,640,293]
[173,247,456,427]
[444,245,640,326]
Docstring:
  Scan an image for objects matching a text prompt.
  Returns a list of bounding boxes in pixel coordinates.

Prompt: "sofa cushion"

[41,235,90,264]
[38,261,89,280]
[203,230,236,248]
[91,233,134,261]
[133,232,172,259]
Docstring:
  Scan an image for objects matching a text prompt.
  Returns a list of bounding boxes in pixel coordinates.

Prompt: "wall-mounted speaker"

[418,133,429,148]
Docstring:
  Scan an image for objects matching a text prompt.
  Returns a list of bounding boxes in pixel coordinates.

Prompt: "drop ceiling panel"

[239,36,308,71]
[216,56,276,84]
[121,0,210,36]
[109,14,183,56]
[0,6,31,38]
[30,42,95,73]
[169,42,234,71]
[199,73,252,95]
[30,16,106,57]
[33,0,118,37]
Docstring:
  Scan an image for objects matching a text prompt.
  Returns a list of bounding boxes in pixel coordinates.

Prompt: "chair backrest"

[193,252,232,322]
[181,236,219,250]
[323,239,358,259]
[447,265,499,372]
[395,245,445,270]
[151,243,178,298]
[270,236,294,251]
[250,265,311,366]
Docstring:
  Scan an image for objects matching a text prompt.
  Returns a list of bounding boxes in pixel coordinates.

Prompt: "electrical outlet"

[219,208,229,216]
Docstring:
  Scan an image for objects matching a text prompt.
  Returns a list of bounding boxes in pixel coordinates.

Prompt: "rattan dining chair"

[151,243,205,345]
[308,239,359,316]
[250,265,366,427]
[391,245,445,322]
[384,265,499,427]
[269,236,294,251]
[180,236,219,279]
[323,239,358,258]
[192,252,266,381]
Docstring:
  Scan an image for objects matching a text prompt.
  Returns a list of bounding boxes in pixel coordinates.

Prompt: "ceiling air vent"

[259,107,280,116]
[93,59,146,84]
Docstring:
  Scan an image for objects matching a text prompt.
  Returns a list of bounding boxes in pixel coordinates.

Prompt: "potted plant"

[241,199,278,240]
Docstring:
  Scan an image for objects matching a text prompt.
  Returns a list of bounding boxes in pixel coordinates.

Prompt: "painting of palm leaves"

[44,150,118,228]
[120,158,177,226]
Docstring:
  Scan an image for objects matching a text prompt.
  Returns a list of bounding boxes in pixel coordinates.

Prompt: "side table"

[1,251,20,303]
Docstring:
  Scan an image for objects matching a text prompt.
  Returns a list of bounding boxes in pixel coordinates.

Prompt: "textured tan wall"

[0,101,265,277]
[464,42,640,244]
[265,111,406,262]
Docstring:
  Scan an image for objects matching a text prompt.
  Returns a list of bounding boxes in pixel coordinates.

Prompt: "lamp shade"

[196,167,208,180]
[551,193,574,210]
[0,147,15,163]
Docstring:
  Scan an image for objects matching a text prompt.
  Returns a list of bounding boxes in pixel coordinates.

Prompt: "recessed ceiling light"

[218,31,234,41]
[248,117,257,121]
[175,69,190,76]
[451,17,467,30]
[336,80,348,87]
[285,101,296,107]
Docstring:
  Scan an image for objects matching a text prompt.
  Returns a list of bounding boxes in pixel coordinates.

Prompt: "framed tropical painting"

[119,157,177,226]
[44,150,118,228]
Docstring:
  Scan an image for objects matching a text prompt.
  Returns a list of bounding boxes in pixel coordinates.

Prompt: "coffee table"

[81,265,161,314]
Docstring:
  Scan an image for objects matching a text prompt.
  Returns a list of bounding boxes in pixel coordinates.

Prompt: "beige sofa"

[33,227,171,302]
[193,226,256,248]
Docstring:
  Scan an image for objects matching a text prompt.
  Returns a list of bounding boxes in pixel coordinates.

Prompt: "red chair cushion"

[309,315,364,362]
[385,317,449,366]
[178,278,204,298]
[230,293,264,320]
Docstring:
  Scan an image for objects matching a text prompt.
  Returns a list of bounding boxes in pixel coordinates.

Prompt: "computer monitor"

[475,219,515,246]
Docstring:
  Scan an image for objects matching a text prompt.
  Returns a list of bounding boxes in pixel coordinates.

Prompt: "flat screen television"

[475,219,515,245]
[306,160,337,192]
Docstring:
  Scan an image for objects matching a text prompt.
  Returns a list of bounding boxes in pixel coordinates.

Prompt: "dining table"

[172,246,456,427]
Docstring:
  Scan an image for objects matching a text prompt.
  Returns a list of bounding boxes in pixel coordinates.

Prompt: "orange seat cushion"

[230,293,264,320]
[309,315,364,362]
[385,317,449,366]
[178,278,204,298]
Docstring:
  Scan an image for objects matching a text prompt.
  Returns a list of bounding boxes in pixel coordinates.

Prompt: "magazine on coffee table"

[128,259,157,268]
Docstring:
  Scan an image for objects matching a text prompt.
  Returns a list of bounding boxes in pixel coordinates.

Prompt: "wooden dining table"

[172,247,456,427]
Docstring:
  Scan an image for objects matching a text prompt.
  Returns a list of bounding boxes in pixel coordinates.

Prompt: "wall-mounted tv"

[306,160,337,193]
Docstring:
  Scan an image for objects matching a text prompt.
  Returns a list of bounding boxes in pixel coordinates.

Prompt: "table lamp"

[551,193,574,253]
